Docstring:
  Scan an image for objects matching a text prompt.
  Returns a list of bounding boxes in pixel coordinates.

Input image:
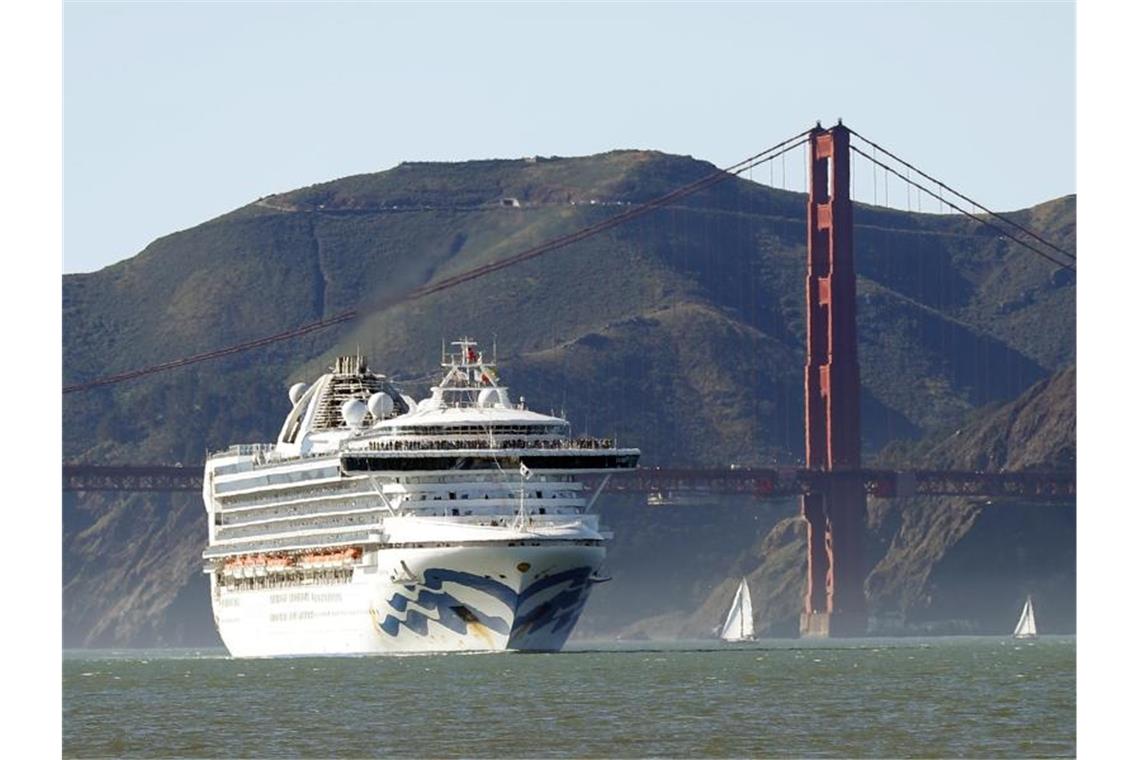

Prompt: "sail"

[720,578,754,641]
[1013,597,1037,638]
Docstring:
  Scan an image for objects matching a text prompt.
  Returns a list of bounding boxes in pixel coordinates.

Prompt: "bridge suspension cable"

[63,129,813,395]
[850,143,1076,273]
[848,128,1075,265]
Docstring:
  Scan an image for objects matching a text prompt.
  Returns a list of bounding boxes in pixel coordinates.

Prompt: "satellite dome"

[477,388,498,408]
[367,392,394,420]
[288,382,308,405]
[341,398,367,428]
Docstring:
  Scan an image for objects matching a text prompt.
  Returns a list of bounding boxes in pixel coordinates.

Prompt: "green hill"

[62,149,1075,646]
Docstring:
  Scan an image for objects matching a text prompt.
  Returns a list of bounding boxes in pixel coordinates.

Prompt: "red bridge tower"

[800,122,868,637]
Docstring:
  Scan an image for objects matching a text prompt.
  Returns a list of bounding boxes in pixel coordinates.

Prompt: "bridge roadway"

[61,464,1075,501]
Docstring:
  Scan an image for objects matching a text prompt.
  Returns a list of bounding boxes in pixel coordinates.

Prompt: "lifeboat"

[243,556,263,578]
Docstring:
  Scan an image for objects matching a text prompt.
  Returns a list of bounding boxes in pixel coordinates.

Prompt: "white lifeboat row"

[220,547,363,578]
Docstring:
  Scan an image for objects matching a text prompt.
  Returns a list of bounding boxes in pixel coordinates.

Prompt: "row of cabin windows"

[218,484,576,520]
[220,497,379,527]
[219,511,382,538]
[449,507,549,516]
[412,490,573,501]
[214,502,565,529]
[394,474,573,484]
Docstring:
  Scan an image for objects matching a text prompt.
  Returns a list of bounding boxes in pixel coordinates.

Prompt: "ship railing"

[364,436,616,453]
[209,446,342,466]
[208,442,277,458]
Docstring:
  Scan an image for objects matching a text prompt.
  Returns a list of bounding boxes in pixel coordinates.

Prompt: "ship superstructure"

[202,339,639,656]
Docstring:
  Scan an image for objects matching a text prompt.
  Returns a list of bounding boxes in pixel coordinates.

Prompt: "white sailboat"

[1013,596,1037,639]
[720,577,755,642]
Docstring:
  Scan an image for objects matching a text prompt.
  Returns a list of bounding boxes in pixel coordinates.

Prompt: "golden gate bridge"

[62,121,1076,637]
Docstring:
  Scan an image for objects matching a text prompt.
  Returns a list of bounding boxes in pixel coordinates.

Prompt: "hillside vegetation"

[63,149,1075,646]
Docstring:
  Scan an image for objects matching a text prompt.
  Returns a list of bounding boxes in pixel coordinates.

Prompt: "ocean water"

[63,637,1075,758]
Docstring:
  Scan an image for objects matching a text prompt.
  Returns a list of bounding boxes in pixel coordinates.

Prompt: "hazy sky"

[64,1,1075,274]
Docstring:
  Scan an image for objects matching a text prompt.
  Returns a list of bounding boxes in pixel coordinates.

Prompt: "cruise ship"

[202,339,639,656]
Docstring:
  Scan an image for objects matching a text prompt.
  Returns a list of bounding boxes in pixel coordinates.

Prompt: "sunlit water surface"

[63,637,1074,758]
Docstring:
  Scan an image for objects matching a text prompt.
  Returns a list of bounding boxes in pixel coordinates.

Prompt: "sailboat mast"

[740,580,746,638]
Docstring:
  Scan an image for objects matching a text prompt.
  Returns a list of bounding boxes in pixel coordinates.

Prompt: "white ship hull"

[212,542,603,657]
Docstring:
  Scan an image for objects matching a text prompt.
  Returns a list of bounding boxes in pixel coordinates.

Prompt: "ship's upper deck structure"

[202,340,640,565]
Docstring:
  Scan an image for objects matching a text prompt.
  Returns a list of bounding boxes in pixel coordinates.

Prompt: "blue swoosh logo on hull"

[376,569,513,637]
[376,566,595,645]
[510,568,594,647]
